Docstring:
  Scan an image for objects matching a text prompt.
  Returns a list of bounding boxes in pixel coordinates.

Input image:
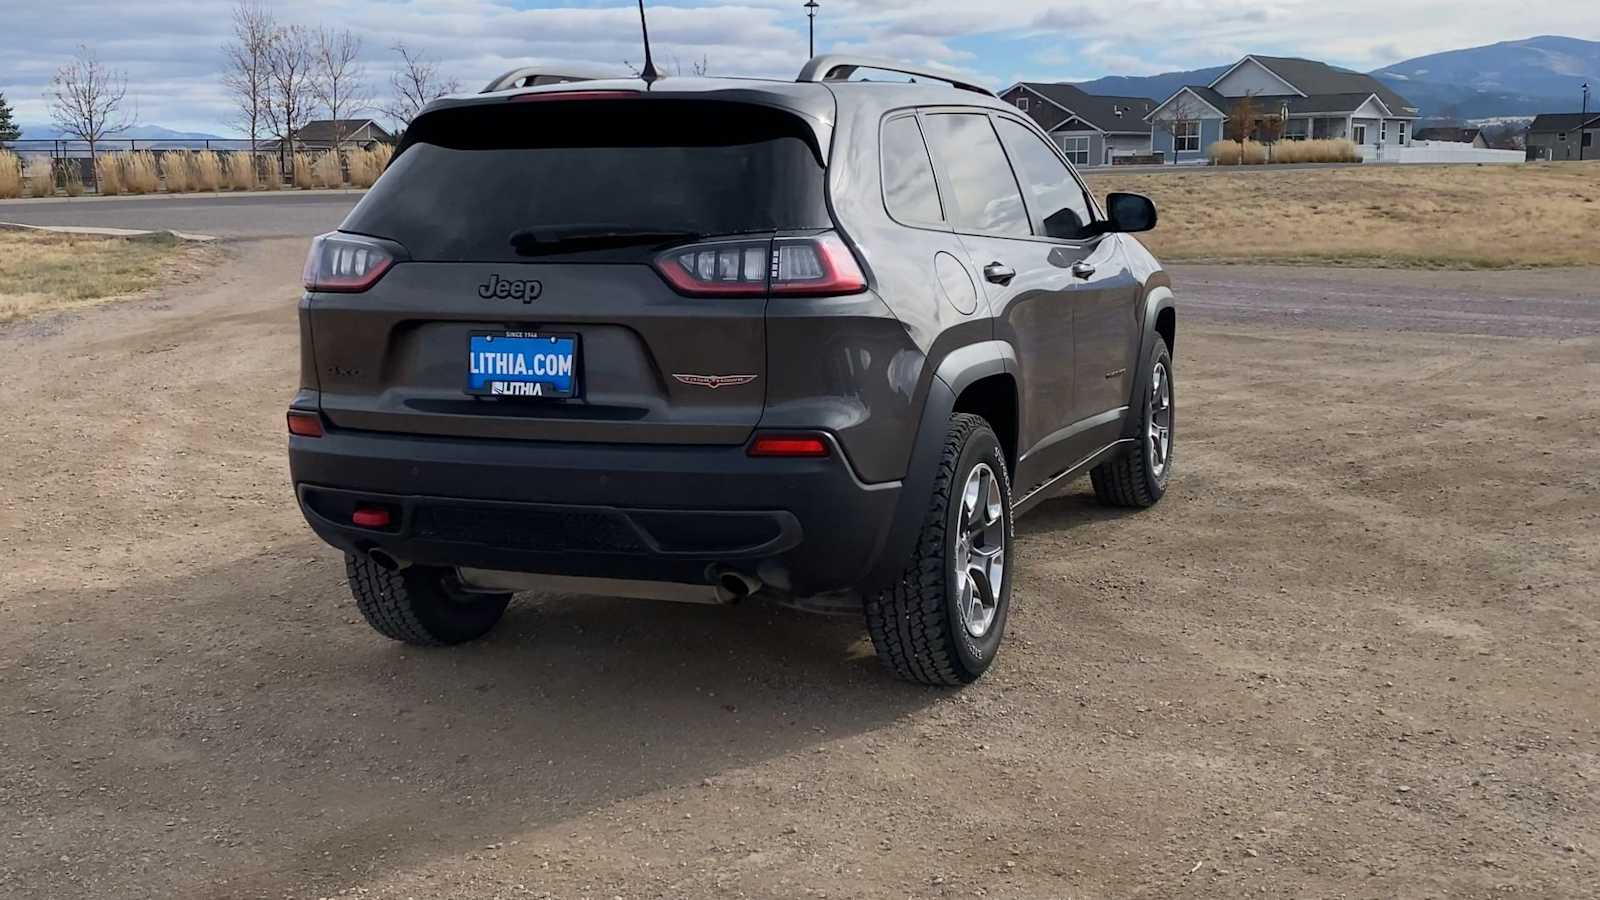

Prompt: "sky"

[3,0,1597,135]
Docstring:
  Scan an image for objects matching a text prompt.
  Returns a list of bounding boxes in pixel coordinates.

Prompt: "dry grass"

[0,230,191,323]
[0,151,20,199]
[1209,140,1268,165]
[1086,161,1600,268]
[262,156,284,190]
[1273,139,1361,164]
[25,156,54,197]
[292,153,315,189]
[225,153,258,191]
[93,154,123,196]
[122,152,160,194]
[193,150,224,192]
[162,152,194,193]
[62,166,84,197]
[311,151,342,189]
[345,146,392,188]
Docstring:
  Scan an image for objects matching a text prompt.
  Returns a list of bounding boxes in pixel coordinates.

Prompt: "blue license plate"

[466,332,578,398]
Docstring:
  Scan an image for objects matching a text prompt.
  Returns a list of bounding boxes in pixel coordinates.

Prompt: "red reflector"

[748,435,830,458]
[286,411,324,438]
[352,507,392,528]
[511,90,639,103]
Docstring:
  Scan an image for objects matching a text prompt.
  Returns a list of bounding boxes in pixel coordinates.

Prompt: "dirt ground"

[1,240,1597,899]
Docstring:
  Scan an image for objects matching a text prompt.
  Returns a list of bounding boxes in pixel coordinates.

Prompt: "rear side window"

[880,115,943,225]
[994,118,1095,240]
[344,100,831,262]
[920,113,1029,238]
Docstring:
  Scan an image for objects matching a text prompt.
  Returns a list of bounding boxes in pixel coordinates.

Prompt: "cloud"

[1,0,1596,133]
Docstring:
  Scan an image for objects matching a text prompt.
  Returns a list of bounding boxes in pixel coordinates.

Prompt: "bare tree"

[312,27,371,148]
[1152,94,1201,163]
[264,24,316,172]
[222,1,276,151]
[384,42,459,134]
[48,44,136,190]
[1225,92,1259,148]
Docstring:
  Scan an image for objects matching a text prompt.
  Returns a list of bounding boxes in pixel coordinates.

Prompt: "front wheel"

[866,413,1013,686]
[1091,336,1173,508]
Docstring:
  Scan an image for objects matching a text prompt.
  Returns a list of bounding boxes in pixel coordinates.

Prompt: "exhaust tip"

[711,567,762,603]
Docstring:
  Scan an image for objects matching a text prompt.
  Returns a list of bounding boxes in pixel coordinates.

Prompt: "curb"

[0,221,218,242]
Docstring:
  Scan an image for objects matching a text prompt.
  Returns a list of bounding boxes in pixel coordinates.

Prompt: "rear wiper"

[508,226,701,255]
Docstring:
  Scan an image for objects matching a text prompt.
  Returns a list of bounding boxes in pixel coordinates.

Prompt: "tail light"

[303,232,396,293]
[748,434,831,458]
[654,233,866,298]
[286,410,324,437]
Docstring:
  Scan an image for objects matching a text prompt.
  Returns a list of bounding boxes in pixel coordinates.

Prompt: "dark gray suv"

[288,56,1176,685]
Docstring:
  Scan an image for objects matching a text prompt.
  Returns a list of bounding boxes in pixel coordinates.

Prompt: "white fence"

[1360,141,1525,165]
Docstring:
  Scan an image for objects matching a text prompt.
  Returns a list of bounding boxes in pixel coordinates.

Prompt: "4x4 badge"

[672,373,758,389]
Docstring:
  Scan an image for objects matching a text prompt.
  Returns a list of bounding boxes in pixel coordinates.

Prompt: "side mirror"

[1104,192,1157,234]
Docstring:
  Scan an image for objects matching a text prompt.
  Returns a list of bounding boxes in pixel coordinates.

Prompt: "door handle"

[1071,261,1096,279]
[983,262,1016,285]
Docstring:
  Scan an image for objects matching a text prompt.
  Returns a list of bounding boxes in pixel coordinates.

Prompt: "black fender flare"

[1122,287,1176,440]
[864,340,1015,591]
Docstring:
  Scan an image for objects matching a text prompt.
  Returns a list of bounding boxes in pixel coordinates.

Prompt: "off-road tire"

[866,413,1013,686]
[346,554,512,646]
[1091,336,1173,508]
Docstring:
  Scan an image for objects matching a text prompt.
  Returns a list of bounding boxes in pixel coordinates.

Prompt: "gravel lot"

[2,241,1596,899]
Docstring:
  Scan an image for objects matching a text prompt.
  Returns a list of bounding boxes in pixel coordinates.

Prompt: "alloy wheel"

[954,463,1007,639]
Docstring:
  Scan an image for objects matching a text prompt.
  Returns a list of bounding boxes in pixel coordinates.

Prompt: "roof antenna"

[636,0,661,85]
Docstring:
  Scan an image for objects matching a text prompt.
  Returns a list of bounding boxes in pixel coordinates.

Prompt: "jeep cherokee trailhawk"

[288,56,1176,685]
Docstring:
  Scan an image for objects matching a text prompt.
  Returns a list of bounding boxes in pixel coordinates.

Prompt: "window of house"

[920,113,1030,238]
[995,118,1095,240]
[1058,134,1092,165]
[1398,121,1408,145]
[1172,120,1200,153]
[1015,96,1029,112]
[1353,124,1367,144]
[1559,132,1567,141]
[1283,119,1308,141]
[880,115,944,226]
[1585,132,1594,148]
[1381,121,1388,143]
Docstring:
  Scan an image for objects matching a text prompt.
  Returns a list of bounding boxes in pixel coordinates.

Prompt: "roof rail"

[796,55,996,98]
[480,66,617,94]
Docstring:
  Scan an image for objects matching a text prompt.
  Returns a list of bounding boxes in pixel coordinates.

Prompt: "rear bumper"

[288,426,902,597]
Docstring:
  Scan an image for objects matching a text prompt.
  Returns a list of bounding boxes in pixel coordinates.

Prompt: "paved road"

[0,192,361,239]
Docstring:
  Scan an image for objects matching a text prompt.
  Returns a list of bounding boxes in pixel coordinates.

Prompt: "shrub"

[25,156,54,197]
[1272,138,1361,164]
[63,164,85,197]
[292,152,315,189]
[261,155,283,190]
[1208,140,1268,165]
[94,154,123,195]
[345,146,394,188]
[193,150,223,191]
[122,151,160,194]
[0,150,21,199]
[312,151,342,189]
[224,152,257,191]
[162,152,194,192]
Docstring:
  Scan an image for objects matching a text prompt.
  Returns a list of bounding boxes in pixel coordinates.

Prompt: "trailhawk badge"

[672,373,758,389]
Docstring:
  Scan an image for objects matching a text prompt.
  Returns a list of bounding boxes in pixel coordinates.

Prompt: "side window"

[995,118,1095,241]
[920,113,1030,238]
[880,115,944,225]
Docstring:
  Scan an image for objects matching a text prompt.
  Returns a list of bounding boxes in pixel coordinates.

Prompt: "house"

[999,83,1155,166]
[1146,55,1420,163]
[272,118,395,151]
[1413,126,1487,148]
[1526,113,1599,161]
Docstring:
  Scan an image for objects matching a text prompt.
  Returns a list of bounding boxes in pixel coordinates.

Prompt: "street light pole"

[1582,83,1591,161]
[805,0,819,58]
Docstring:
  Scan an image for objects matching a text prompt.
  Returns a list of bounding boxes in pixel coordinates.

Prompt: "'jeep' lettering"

[476,273,543,303]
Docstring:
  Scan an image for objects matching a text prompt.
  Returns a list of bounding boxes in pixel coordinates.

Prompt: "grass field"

[0,230,199,323]
[1086,161,1600,268]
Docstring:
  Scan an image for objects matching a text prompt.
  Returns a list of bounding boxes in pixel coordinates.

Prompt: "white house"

[1146,55,1421,163]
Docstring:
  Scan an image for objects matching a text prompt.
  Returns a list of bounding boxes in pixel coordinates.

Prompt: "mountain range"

[15,124,226,143]
[1073,35,1599,121]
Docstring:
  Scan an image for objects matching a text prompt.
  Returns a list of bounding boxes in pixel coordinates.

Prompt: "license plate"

[466,331,578,398]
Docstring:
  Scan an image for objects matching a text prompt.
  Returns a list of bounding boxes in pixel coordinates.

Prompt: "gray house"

[1526,113,1599,161]
[999,83,1155,166]
[1147,55,1420,163]
[1412,126,1487,147]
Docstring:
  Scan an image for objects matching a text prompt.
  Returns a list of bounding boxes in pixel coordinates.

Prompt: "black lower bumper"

[288,427,903,597]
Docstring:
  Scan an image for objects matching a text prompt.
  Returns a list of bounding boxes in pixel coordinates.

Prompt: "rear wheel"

[866,414,1013,686]
[346,554,512,646]
[1091,336,1173,508]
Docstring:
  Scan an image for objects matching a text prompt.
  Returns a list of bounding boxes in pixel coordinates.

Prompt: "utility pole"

[805,0,819,58]
[1582,82,1590,161]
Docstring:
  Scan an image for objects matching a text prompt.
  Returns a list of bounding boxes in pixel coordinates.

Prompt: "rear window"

[344,99,832,262]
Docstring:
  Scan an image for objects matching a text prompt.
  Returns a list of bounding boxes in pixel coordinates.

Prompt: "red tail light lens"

[303,232,395,293]
[748,434,831,458]
[654,233,867,298]
[286,410,324,437]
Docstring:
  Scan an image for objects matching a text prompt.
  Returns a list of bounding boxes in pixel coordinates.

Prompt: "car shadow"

[1017,486,1145,538]
[6,544,939,898]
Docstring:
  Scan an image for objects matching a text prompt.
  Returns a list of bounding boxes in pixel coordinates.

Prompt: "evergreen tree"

[0,91,20,144]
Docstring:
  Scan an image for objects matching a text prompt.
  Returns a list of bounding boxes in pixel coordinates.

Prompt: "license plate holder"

[465,331,579,399]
